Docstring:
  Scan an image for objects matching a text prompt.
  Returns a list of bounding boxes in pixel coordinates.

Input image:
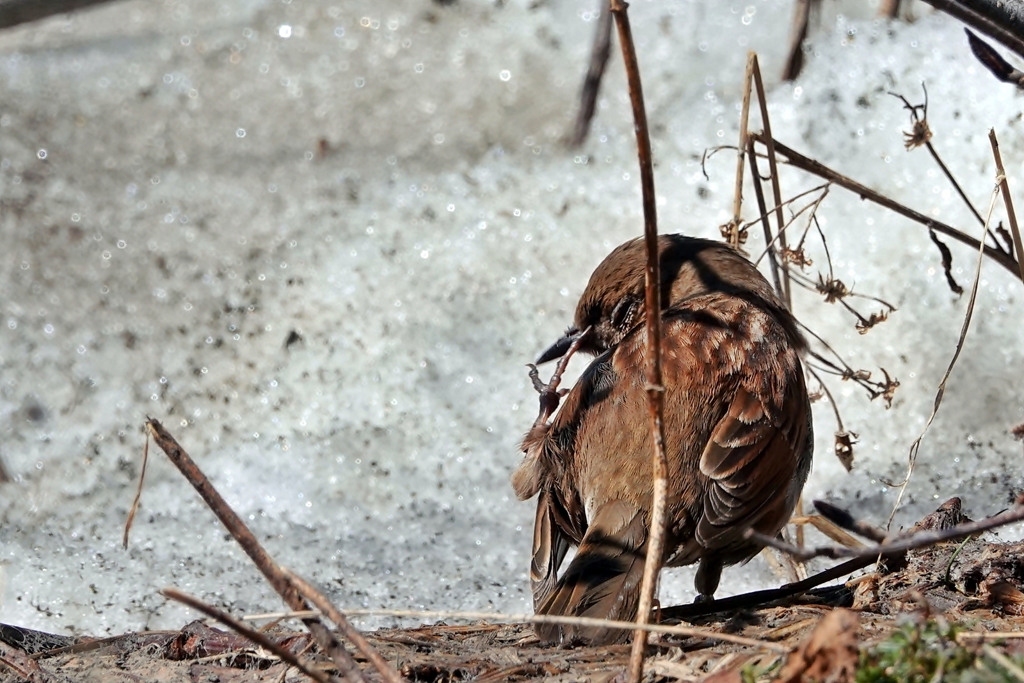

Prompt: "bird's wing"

[696,382,806,549]
[529,488,571,610]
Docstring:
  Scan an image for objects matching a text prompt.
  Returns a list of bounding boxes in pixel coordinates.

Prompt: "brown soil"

[4,498,1024,683]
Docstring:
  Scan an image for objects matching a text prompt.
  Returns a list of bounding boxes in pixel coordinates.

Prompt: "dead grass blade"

[747,136,785,297]
[122,429,149,549]
[883,173,1000,528]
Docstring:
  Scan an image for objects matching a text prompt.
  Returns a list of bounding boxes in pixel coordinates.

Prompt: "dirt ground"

[4,498,1024,683]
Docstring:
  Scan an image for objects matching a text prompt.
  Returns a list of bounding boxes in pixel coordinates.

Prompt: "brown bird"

[512,234,813,645]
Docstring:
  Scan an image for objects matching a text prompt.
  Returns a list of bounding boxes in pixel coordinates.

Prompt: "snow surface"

[1,0,1022,636]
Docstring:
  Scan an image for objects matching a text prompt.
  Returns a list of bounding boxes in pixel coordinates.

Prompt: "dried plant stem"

[282,569,407,683]
[752,184,830,266]
[983,643,1024,682]
[144,418,374,683]
[608,1,666,680]
[925,140,986,228]
[757,133,1021,278]
[728,53,756,246]
[884,179,998,528]
[747,137,785,296]
[751,55,792,308]
[247,608,789,652]
[161,588,334,683]
[751,499,1024,562]
[879,0,902,18]
[917,0,1024,61]
[122,430,149,549]
[570,3,614,147]
[661,554,875,621]
[989,130,1024,285]
[781,0,814,81]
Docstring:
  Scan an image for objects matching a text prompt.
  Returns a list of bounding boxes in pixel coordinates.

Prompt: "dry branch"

[726,53,756,249]
[781,0,815,81]
[143,418,390,683]
[161,588,334,683]
[752,57,793,307]
[569,4,614,147]
[757,133,1021,278]
[607,1,666,679]
[918,0,1024,61]
[749,499,1024,562]
[746,137,786,300]
[0,0,124,29]
[282,570,407,683]
[989,130,1024,285]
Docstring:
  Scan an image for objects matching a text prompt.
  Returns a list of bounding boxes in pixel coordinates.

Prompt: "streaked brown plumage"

[512,234,813,645]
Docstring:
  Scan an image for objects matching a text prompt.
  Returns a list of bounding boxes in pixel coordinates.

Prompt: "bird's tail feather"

[534,501,647,645]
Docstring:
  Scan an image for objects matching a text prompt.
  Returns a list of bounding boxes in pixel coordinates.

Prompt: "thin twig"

[805,366,856,471]
[757,133,1021,277]
[144,418,370,683]
[607,1,666,679]
[661,555,875,621]
[751,184,830,267]
[161,588,336,683]
[281,569,406,683]
[960,631,1024,642]
[569,4,614,147]
[989,129,1024,285]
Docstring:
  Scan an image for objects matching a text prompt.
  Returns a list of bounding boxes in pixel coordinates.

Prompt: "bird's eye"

[610,298,638,331]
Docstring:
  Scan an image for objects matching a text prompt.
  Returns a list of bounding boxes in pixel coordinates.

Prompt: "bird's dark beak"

[536,326,582,364]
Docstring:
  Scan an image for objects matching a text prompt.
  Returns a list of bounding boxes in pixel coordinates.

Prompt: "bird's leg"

[527,325,592,427]
[694,557,723,603]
